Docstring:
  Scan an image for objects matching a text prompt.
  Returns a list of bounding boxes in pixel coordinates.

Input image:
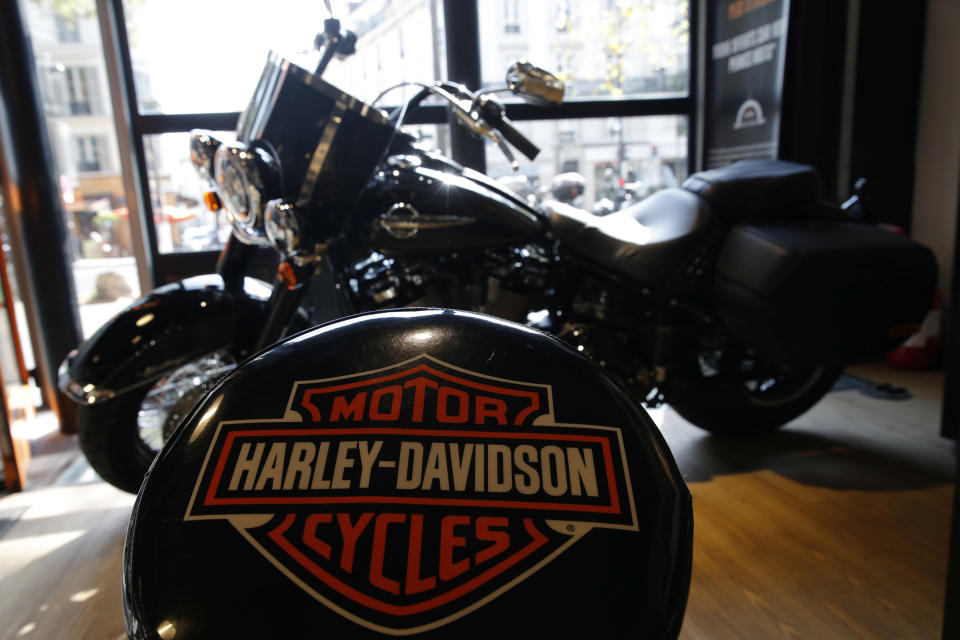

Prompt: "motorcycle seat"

[681,159,822,223]
[546,187,716,289]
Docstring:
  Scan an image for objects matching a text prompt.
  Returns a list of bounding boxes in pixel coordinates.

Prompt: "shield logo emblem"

[185,355,638,635]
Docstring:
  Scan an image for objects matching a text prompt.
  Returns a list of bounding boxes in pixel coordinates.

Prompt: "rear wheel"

[76,351,237,493]
[665,352,843,436]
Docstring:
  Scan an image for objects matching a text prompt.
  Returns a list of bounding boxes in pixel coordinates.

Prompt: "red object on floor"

[887,287,942,369]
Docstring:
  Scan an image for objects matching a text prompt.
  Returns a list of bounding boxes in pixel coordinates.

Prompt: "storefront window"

[21,0,141,337]
[123,0,447,258]
[144,132,235,254]
[0,198,36,396]
[485,115,688,213]
[123,0,444,115]
[478,0,690,99]
[144,122,446,255]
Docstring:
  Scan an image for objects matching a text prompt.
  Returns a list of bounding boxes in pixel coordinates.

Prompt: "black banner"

[704,0,790,168]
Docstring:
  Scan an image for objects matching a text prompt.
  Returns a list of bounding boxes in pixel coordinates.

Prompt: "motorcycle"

[58,16,937,494]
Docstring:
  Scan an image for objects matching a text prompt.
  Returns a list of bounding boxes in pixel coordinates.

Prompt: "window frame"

[99,0,697,286]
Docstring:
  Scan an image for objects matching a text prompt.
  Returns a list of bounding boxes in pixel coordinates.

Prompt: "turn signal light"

[278,262,298,290]
[203,191,222,212]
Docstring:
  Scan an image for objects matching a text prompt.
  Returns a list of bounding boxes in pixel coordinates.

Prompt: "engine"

[346,243,552,322]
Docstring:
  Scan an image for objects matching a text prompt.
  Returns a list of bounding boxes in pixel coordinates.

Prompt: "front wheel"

[76,351,237,493]
[664,354,843,437]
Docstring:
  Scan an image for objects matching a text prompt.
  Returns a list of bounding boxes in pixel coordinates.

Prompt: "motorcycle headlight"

[213,143,280,245]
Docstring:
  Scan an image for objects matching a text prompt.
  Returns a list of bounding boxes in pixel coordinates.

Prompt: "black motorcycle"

[58,18,936,493]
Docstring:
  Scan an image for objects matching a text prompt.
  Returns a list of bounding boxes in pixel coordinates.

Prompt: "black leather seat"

[547,187,717,289]
[681,159,822,224]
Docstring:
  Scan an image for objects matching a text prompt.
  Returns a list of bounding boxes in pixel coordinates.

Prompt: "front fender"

[59,274,273,405]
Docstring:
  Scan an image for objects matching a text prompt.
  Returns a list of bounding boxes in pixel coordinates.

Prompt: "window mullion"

[96,0,157,289]
[442,0,485,172]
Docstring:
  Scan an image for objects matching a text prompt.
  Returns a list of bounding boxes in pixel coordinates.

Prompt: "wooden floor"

[673,364,954,640]
[0,363,953,639]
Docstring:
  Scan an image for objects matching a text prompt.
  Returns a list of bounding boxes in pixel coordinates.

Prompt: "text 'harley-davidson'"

[58,17,936,494]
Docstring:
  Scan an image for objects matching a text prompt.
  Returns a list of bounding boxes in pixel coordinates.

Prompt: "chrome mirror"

[506,62,564,106]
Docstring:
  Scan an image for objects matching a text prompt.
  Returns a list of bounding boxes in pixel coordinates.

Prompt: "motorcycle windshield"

[236,51,394,212]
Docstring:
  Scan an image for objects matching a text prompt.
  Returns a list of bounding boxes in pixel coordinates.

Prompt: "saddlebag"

[714,220,937,364]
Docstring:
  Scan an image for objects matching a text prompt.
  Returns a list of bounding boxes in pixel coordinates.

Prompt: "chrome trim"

[386,154,423,169]
[277,54,389,126]
[214,143,276,246]
[189,130,221,182]
[298,98,349,205]
[236,54,289,143]
[240,52,389,138]
[264,199,324,266]
[60,359,118,405]
[379,203,476,240]
[257,61,289,140]
[506,61,565,106]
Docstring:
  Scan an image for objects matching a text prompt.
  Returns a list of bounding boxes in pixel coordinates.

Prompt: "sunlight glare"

[69,588,100,603]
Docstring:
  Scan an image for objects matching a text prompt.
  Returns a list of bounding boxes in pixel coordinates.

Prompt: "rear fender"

[59,274,273,405]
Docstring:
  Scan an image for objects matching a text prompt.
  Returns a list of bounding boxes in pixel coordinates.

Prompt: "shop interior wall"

[848,2,927,232]
[911,0,960,301]
[927,0,960,439]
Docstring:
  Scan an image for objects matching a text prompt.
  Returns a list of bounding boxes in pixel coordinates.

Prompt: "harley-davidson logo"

[185,355,638,635]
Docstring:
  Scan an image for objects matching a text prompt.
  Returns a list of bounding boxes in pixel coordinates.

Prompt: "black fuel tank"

[124,309,691,639]
[360,155,546,254]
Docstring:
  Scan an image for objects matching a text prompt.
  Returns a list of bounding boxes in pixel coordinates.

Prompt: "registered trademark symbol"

[566,524,575,533]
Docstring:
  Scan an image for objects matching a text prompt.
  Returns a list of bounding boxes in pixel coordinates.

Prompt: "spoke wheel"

[76,350,237,493]
[137,352,238,452]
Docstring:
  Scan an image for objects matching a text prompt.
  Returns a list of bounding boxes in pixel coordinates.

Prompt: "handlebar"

[313,15,552,170]
[381,83,545,169]
[474,95,540,161]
